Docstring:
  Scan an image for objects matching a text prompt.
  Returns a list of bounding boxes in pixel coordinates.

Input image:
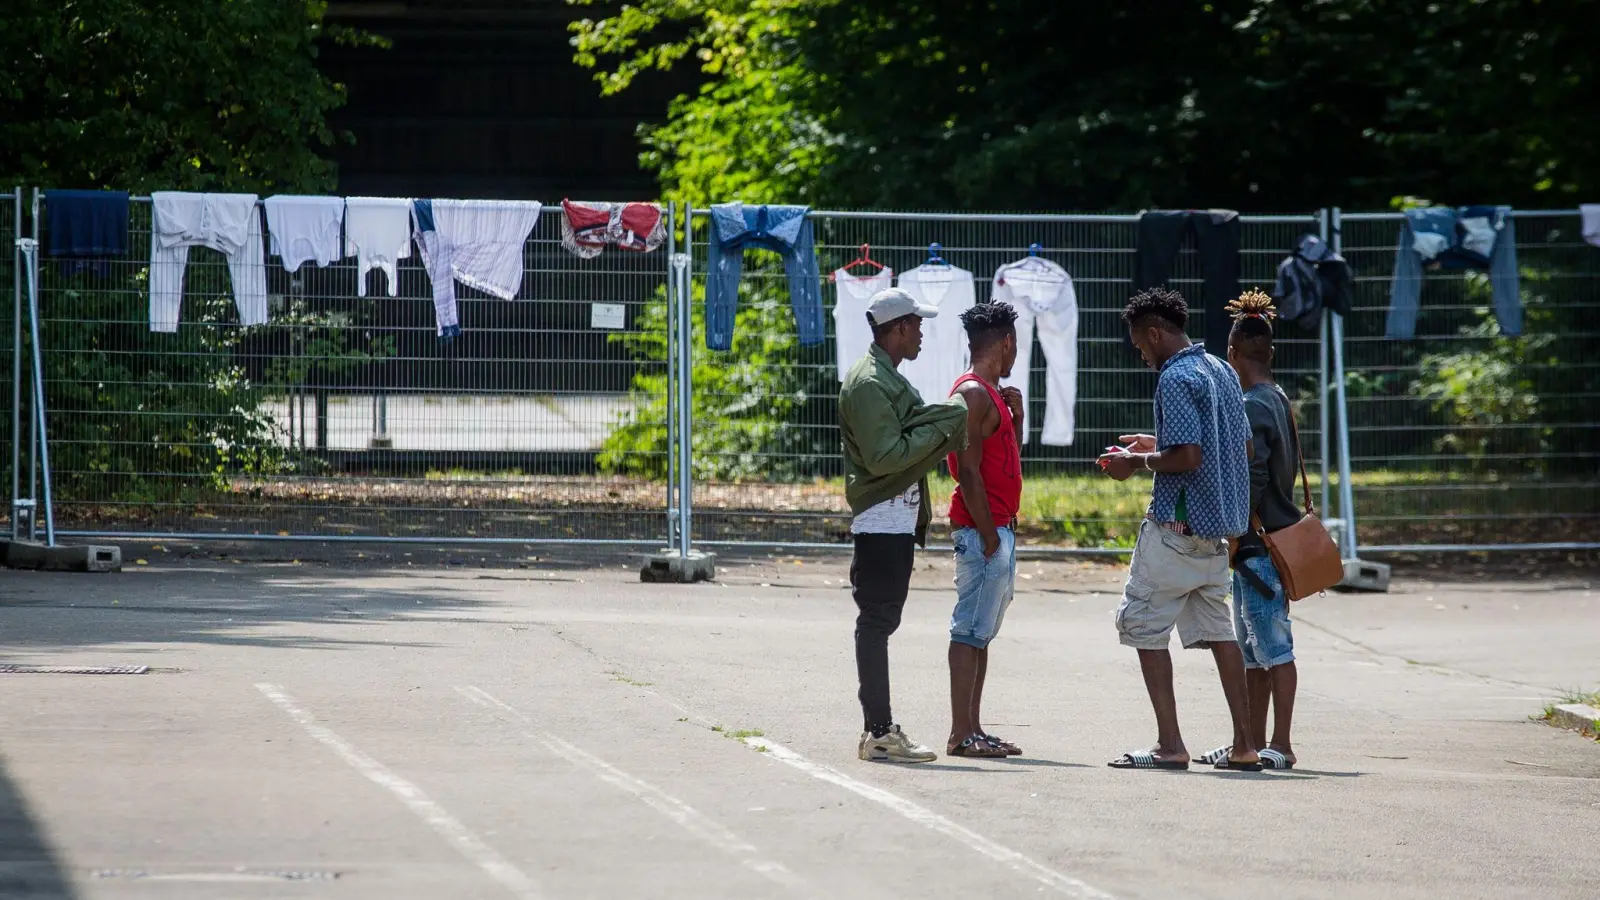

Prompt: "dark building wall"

[321,0,696,200]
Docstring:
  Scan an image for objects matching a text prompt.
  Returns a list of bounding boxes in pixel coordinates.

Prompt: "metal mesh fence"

[684,210,1329,549]
[33,194,671,544]
[1334,209,1600,550]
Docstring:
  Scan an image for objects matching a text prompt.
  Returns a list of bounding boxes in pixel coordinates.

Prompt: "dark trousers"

[1134,211,1240,357]
[851,532,916,732]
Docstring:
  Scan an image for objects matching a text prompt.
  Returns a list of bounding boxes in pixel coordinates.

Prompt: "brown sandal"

[980,733,1022,756]
[947,735,1008,758]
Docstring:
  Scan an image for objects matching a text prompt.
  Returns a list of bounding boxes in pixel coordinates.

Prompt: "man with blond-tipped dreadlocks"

[1197,290,1302,770]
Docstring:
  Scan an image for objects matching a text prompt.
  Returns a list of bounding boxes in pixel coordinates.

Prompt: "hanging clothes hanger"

[998,242,1053,285]
[1028,242,1042,257]
[925,242,948,266]
[829,243,885,282]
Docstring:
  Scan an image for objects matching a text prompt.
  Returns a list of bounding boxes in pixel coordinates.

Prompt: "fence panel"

[684,210,1327,549]
[1336,210,1600,549]
[37,194,671,544]
[2,191,15,534]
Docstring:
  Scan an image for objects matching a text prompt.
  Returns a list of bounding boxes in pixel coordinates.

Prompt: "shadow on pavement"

[0,756,74,899]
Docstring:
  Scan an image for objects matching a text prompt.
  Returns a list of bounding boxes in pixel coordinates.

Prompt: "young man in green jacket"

[839,287,970,762]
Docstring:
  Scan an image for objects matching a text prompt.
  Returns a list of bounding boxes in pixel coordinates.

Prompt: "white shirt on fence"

[264,195,345,274]
[413,199,543,338]
[895,263,976,403]
[992,257,1079,446]
[148,192,268,333]
[344,197,413,297]
[832,267,894,381]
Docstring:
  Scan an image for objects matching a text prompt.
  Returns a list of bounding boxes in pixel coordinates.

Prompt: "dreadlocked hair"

[1122,287,1188,332]
[1227,289,1276,362]
[960,301,1019,351]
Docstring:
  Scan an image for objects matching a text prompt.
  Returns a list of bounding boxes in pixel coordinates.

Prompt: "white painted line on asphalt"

[457,686,806,894]
[743,736,1116,900]
[255,684,541,900]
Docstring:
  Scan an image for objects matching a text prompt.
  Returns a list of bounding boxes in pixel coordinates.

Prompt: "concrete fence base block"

[2,540,122,573]
[1549,704,1600,736]
[639,550,716,584]
[1334,558,1391,593]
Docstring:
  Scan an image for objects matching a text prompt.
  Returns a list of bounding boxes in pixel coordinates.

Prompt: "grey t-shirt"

[1238,383,1302,550]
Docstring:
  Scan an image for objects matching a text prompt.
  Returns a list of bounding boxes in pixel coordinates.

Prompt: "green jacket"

[839,343,969,545]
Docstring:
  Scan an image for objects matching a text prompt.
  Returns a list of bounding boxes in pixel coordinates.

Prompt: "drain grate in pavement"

[91,868,340,882]
[0,664,150,675]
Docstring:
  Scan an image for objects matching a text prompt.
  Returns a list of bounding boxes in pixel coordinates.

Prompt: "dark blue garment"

[44,189,129,277]
[412,198,435,233]
[1387,206,1521,338]
[705,203,823,350]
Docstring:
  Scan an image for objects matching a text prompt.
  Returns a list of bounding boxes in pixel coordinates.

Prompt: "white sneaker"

[858,725,938,763]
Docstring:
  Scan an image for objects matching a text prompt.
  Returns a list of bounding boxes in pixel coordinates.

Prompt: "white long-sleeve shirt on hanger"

[264,195,344,273]
[148,191,268,332]
[993,257,1078,445]
[413,199,542,338]
[895,263,977,403]
[832,267,894,381]
[344,197,414,297]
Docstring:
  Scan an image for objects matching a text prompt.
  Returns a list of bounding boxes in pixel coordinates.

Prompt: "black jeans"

[851,532,916,732]
[1134,211,1241,357]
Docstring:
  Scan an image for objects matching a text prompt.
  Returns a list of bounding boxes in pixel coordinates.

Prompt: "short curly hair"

[960,301,1019,351]
[1122,287,1188,332]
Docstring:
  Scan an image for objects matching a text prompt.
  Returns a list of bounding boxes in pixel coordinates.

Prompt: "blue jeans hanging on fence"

[705,203,824,351]
[1387,206,1521,339]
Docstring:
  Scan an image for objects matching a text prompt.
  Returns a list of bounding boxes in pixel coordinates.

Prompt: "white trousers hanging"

[149,192,267,332]
[1008,300,1078,445]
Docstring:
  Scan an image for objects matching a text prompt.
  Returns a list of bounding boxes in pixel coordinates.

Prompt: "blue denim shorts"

[950,526,1016,649]
[1232,555,1295,669]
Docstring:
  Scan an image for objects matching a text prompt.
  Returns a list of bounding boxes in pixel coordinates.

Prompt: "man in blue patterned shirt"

[1098,287,1260,772]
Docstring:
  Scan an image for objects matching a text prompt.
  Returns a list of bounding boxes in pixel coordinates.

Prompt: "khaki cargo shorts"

[1115,520,1235,650]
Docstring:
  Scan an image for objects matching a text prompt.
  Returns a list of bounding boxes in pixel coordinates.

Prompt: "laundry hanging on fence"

[264,195,344,274]
[704,202,824,350]
[1581,204,1600,249]
[832,267,894,381]
[412,198,542,340]
[1387,205,1521,339]
[1272,233,1352,331]
[344,197,414,297]
[148,191,268,332]
[560,200,666,258]
[895,262,976,404]
[992,256,1078,446]
[1133,210,1240,356]
[43,189,129,277]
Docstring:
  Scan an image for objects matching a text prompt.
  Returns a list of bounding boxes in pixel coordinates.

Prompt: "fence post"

[1317,208,1331,521]
[16,237,54,546]
[27,188,39,513]
[9,187,21,539]
[1328,207,1359,559]
[664,201,679,553]
[675,207,694,558]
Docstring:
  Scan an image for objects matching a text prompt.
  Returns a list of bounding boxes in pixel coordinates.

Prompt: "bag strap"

[1276,386,1315,516]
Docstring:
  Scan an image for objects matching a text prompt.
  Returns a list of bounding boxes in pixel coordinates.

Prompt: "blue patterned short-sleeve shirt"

[1150,343,1251,538]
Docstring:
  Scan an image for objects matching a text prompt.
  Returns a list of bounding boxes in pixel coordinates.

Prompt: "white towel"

[264,195,344,273]
[414,199,542,337]
[149,192,267,332]
[1581,204,1600,249]
[344,197,414,297]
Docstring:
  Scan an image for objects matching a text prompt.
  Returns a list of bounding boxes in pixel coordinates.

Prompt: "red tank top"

[947,373,1023,529]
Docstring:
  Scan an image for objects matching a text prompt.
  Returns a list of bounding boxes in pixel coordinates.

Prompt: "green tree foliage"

[0,0,381,192]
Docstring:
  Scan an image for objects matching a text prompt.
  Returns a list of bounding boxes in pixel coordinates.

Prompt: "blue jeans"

[1231,555,1295,669]
[950,527,1016,649]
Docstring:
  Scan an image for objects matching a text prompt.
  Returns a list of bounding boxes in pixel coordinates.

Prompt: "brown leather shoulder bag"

[1255,398,1345,601]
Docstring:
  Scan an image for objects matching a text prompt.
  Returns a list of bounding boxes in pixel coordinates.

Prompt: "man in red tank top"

[944,302,1026,758]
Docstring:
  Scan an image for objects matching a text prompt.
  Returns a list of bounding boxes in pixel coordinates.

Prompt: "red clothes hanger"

[829,244,885,281]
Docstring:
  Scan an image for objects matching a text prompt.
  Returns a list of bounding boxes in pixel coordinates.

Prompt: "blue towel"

[44,189,130,277]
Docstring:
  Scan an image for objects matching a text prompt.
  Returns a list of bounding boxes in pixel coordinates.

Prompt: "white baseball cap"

[865,287,938,325]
